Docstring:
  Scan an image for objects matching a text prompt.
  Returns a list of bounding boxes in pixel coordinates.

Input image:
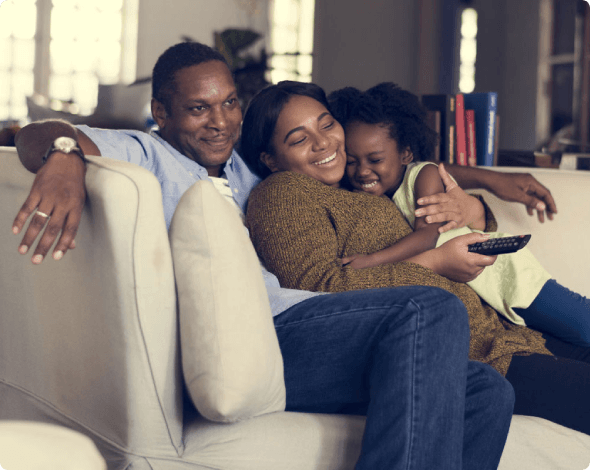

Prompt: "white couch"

[1,146,589,469]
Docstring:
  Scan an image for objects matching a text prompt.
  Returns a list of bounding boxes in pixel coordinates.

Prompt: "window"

[458,7,477,93]
[0,0,138,122]
[267,0,315,83]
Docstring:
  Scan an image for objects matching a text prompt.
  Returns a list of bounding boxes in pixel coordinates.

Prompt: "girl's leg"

[514,279,590,347]
[505,353,590,435]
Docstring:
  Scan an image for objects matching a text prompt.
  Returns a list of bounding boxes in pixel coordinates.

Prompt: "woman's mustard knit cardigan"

[246,171,551,376]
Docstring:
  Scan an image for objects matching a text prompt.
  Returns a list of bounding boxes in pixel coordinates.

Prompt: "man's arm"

[444,164,557,222]
[12,120,101,264]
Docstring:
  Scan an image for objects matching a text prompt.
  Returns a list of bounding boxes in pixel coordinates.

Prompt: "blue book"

[463,92,498,166]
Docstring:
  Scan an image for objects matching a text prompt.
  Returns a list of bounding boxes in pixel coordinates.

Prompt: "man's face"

[153,60,242,177]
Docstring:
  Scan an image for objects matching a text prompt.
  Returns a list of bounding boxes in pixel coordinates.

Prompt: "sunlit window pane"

[0,73,10,103]
[269,0,315,83]
[13,40,36,70]
[49,74,75,101]
[0,42,12,69]
[459,7,477,93]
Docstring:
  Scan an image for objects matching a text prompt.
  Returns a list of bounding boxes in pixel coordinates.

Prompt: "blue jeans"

[514,279,590,347]
[274,286,514,470]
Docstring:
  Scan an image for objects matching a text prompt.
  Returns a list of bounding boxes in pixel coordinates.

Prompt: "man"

[12,41,533,468]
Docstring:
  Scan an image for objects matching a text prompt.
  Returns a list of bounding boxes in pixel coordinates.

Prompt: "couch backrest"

[0,147,183,456]
[471,166,590,299]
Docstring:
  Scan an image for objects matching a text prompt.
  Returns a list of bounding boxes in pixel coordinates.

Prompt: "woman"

[241,80,590,436]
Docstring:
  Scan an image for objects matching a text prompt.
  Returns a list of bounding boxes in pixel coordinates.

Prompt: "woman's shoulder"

[250,171,332,199]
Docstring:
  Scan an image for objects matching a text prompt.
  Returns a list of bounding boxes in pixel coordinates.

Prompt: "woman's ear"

[401,148,414,165]
[260,152,279,173]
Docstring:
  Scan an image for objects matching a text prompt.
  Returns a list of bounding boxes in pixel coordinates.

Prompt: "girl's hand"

[340,253,373,269]
[422,233,497,283]
[415,163,486,233]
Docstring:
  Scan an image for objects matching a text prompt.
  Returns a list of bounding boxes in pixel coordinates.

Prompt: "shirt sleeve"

[76,125,155,172]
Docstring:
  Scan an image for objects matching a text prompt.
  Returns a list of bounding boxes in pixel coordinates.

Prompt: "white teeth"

[361,181,378,188]
[314,153,336,165]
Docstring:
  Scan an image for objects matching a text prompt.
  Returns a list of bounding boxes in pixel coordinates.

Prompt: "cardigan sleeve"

[246,173,448,293]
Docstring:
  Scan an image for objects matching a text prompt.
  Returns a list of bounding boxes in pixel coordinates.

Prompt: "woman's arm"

[246,173,494,291]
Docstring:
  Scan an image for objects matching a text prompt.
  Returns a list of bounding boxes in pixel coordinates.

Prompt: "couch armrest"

[0,147,182,456]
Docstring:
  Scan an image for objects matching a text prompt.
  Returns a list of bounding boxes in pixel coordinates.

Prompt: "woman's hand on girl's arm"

[414,163,486,233]
[407,232,496,283]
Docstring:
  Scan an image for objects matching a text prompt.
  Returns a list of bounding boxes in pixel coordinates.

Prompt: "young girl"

[328,82,590,347]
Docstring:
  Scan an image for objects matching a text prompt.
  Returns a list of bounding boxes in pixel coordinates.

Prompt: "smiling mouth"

[359,181,378,189]
[314,152,337,165]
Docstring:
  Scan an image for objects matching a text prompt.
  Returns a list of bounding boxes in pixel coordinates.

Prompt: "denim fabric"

[274,286,514,470]
[515,279,590,346]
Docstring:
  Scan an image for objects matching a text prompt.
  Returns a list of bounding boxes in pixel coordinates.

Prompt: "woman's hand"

[414,163,486,233]
[410,233,497,283]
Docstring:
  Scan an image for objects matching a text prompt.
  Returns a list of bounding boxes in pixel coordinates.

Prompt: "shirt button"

[233,188,238,193]
[189,172,193,177]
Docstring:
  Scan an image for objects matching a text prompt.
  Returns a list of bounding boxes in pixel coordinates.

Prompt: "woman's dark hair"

[152,41,228,113]
[240,81,330,178]
[328,82,439,161]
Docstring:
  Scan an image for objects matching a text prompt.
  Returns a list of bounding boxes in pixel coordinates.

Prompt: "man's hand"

[485,171,557,223]
[415,163,486,233]
[12,152,86,264]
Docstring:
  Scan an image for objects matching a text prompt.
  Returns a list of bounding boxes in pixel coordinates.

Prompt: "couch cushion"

[169,180,286,422]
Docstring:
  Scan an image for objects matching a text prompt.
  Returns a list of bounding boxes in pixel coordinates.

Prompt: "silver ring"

[36,211,50,219]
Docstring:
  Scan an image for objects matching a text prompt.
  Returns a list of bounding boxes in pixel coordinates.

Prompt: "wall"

[312,0,421,95]
[136,0,269,80]
[312,0,542,150]
[474,0,541,150]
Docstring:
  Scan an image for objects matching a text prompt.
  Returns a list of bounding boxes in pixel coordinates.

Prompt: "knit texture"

[246,171,551,376]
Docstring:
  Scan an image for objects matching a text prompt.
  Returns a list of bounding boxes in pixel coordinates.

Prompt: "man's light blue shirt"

[77,125,321,316]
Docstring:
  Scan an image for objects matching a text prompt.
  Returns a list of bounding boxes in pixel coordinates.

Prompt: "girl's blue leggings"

[514,279,590,347]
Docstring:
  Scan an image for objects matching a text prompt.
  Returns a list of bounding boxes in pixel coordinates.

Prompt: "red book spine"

[455,94,467,165]
[465,109,477,166]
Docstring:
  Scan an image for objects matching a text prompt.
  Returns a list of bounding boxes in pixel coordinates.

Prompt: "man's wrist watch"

[42,136,86,164]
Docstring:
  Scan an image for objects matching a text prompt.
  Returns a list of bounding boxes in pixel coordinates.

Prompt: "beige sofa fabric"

[169,180,286,423]
[1,146,590,469]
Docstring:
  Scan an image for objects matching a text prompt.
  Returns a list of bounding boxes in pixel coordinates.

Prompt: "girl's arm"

[342,164,445,269]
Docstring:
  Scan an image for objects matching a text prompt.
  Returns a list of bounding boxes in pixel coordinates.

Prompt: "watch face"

[54,136,78,152]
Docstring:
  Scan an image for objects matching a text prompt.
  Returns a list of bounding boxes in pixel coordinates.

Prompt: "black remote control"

[468,234,531,256]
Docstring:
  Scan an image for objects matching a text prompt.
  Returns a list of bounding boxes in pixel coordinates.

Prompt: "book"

[421,94,456,164]
[465,109,477,166]
[455,93,467,165]
[425,110,441,162]
[462,92,498,166]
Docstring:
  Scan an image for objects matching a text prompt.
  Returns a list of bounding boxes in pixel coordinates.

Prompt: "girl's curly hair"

[328,82,439,161]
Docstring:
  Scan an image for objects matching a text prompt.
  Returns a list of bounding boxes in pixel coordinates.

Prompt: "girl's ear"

[260,152,279,173]
[401,148,414,165]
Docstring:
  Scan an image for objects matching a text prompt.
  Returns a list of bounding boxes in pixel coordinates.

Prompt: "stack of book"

[421,92,498,166]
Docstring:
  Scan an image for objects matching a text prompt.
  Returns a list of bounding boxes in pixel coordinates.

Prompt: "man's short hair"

[152,41,229,113]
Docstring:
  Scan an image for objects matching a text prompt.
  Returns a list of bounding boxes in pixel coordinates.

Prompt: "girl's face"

[345,121,413,197]
[261,95,346,187]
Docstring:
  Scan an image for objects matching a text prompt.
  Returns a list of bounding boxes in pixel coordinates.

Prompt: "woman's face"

[263,95,346,187]
[345,121,412,197]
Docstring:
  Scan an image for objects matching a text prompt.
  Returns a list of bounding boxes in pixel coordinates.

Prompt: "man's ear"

[401,148,414,165]
[260,152,279,173]
[151,98,168,130]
